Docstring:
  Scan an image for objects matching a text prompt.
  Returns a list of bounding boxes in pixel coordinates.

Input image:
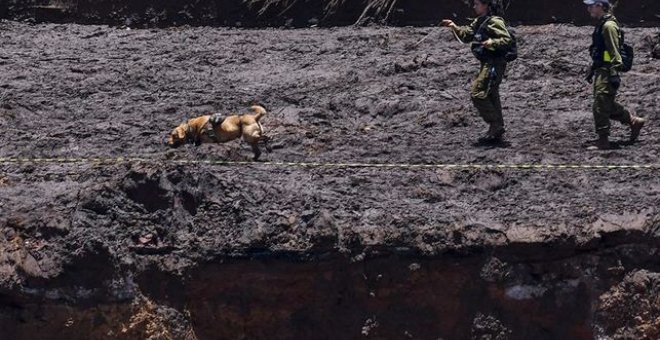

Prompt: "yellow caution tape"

[0,157,658,170]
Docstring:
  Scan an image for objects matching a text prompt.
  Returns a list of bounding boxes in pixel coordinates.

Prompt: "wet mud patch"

[122,170,173,213]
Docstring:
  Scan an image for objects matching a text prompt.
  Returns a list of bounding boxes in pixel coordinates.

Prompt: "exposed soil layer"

[2,0,660,27]
[0,20,659,339]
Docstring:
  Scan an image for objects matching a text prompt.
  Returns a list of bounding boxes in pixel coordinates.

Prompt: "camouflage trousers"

[592,68,632,136]
[470,61,507,131]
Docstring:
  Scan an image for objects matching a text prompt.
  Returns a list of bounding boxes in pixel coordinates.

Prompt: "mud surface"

[0,20,659,339]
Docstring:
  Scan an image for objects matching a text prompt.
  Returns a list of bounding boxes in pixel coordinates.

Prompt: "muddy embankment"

[3,249,660,339]
[1,0,660,27]
[0,1,659,340]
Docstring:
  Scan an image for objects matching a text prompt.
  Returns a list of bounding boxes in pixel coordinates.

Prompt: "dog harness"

[185,113,226,145]
[200,113,226,143]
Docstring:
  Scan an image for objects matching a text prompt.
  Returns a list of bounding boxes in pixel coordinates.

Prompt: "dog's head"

[167,125,187,148]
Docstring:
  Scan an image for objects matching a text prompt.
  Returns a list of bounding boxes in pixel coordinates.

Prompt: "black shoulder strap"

[475,16,492,36]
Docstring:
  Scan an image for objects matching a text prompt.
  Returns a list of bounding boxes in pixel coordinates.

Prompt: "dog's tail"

[250,105,267,122]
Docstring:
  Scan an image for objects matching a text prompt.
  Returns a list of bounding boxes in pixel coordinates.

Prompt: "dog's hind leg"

[251,143,262,161]
[256,121,272,153]
[262,135,272,153]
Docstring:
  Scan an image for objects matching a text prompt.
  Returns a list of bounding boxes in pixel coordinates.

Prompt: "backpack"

[504,28,518,62]
[471,16,517,62]
[619,31,634,72]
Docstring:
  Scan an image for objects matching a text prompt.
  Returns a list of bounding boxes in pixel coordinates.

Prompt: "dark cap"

[583,0,610,5]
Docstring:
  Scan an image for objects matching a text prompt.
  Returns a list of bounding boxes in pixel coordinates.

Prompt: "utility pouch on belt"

[488,66,497,80]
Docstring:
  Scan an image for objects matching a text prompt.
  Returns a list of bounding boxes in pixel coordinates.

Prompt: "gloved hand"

[609,74,621,90]
[440,20,456,28]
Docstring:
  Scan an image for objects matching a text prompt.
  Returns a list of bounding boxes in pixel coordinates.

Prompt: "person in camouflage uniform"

[584,0,645,150]
[441,0,513,144]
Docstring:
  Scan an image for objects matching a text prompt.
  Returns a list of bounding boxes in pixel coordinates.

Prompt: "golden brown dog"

[167,105,270,160]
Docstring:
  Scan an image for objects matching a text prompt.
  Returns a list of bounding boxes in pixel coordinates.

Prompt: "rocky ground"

[0,20,659,339]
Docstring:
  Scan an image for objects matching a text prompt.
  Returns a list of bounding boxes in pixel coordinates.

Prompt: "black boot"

[477,125,504,144]
[588,134,611,150]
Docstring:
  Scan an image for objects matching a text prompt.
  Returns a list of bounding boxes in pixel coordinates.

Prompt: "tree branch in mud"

[245,0,402,25]
[354,0,399,26]
[245,0,300,16]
